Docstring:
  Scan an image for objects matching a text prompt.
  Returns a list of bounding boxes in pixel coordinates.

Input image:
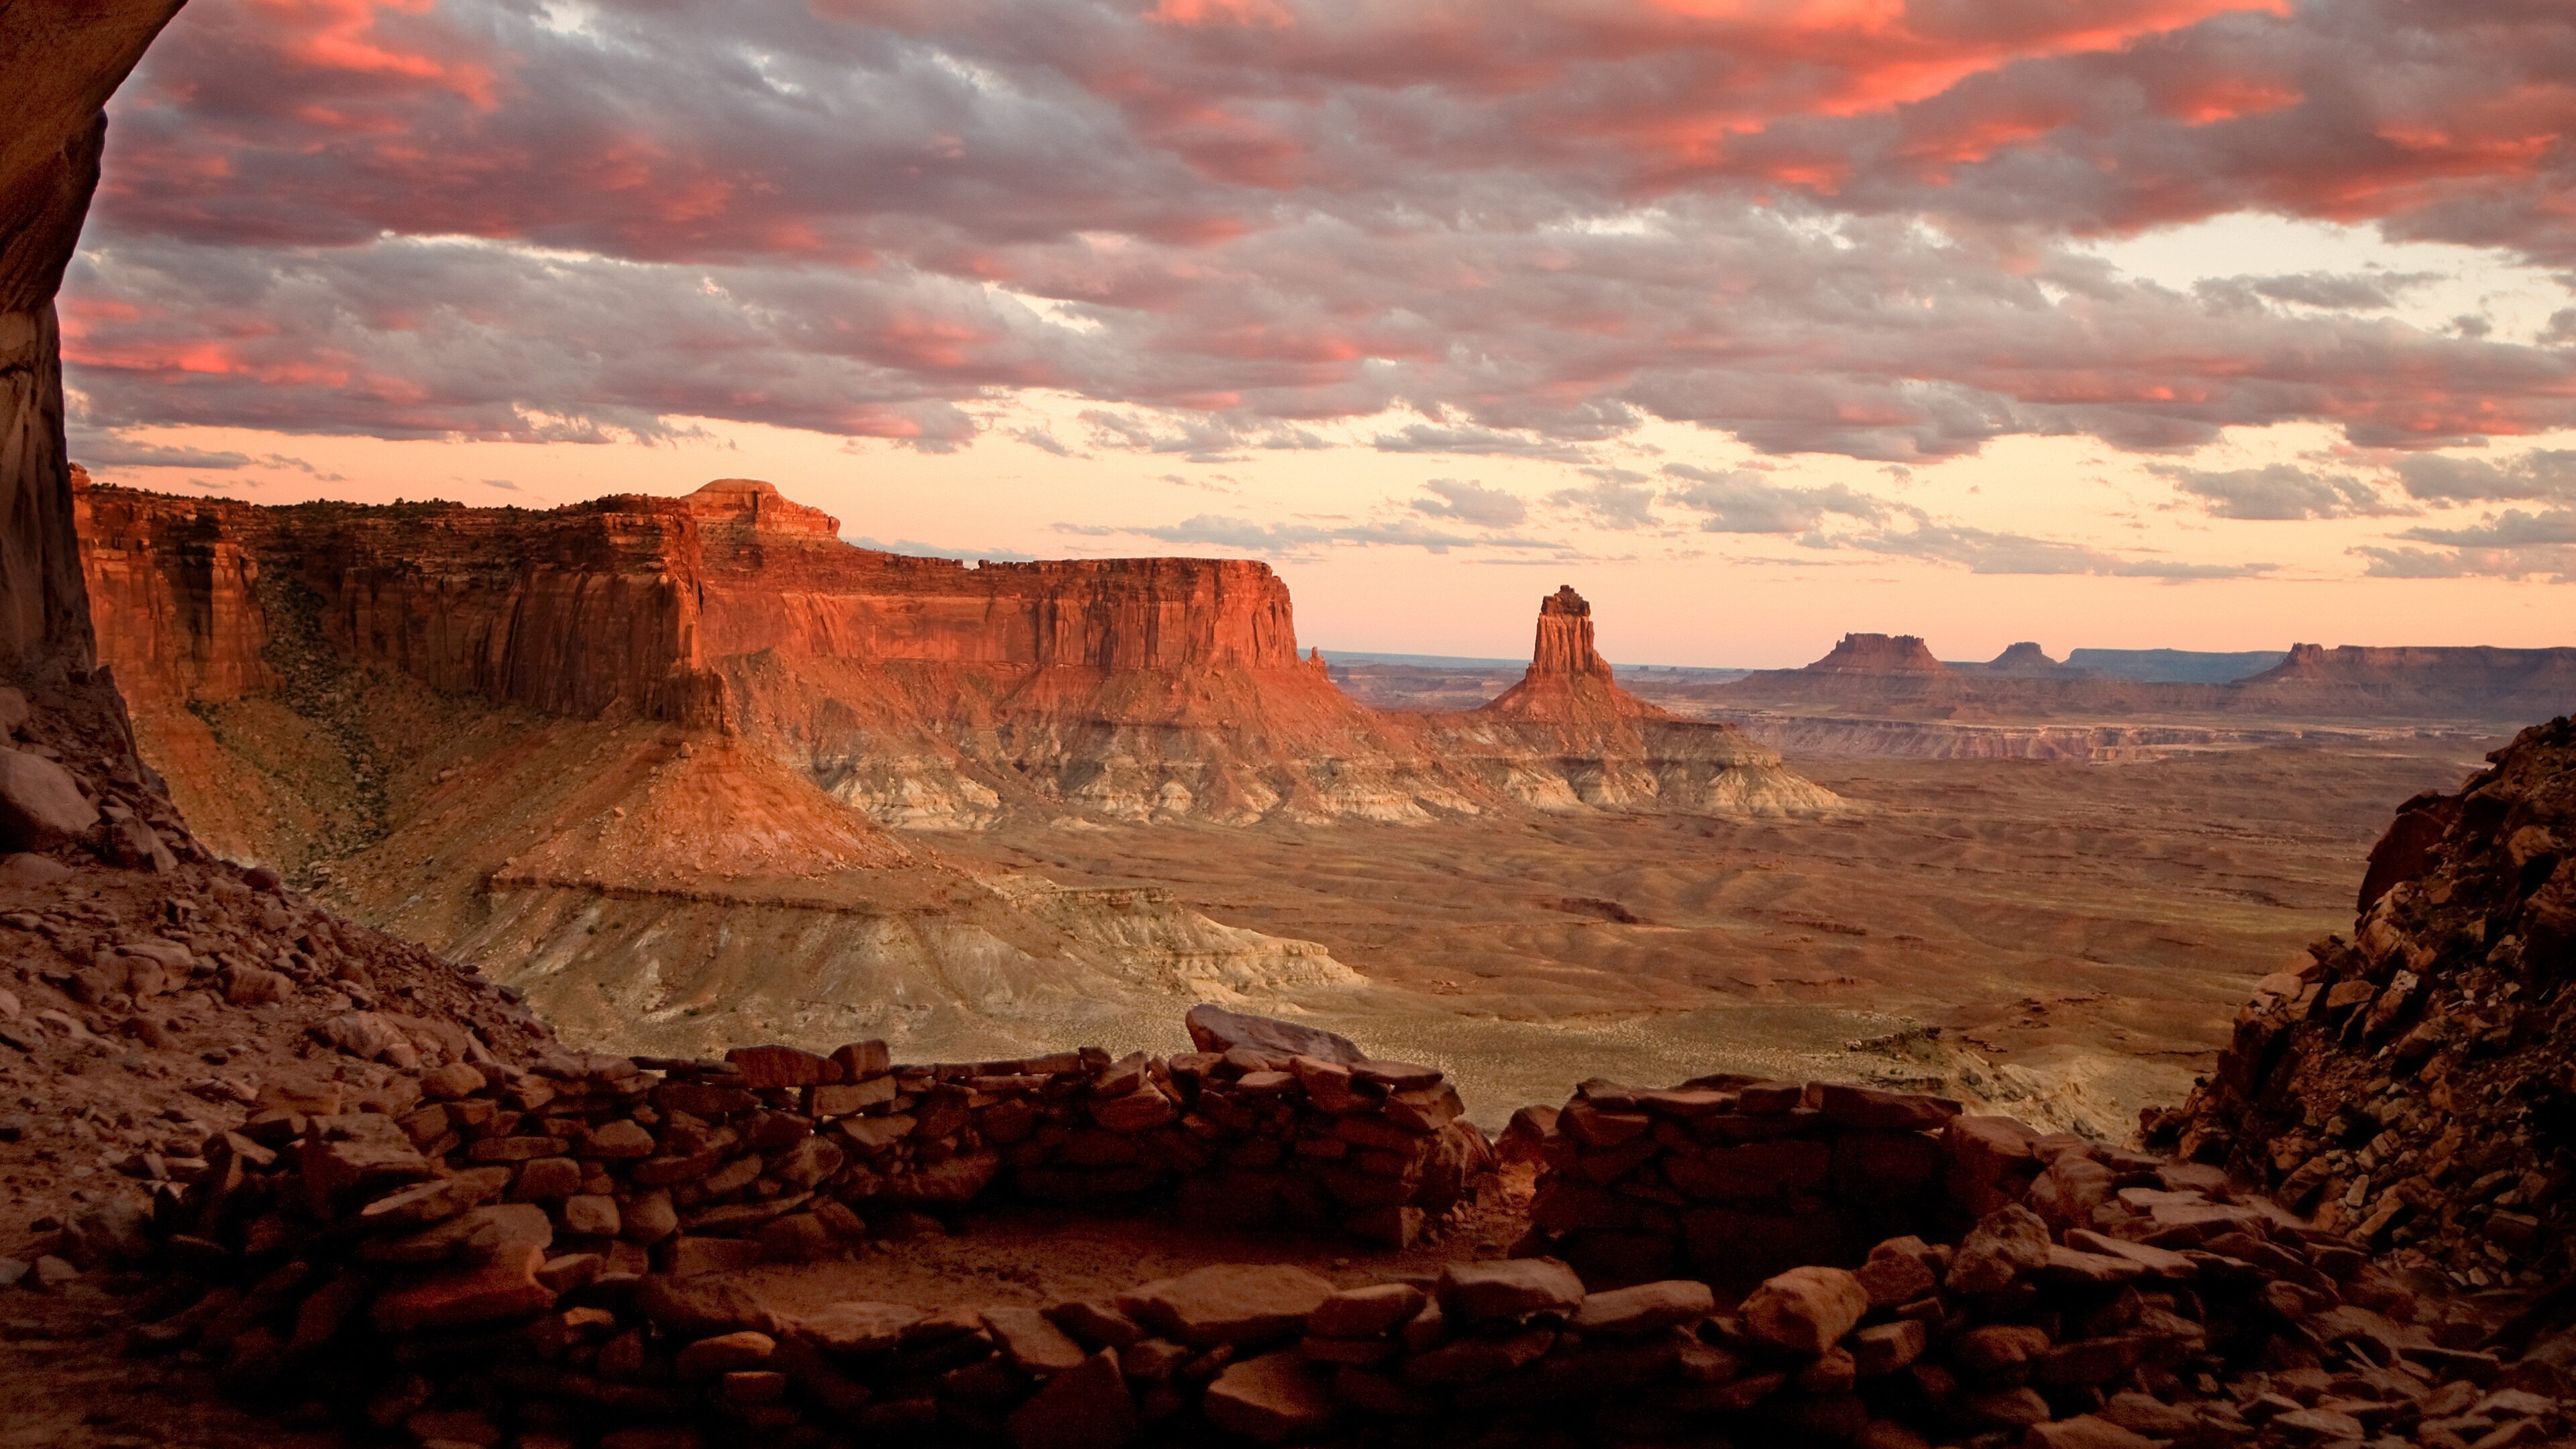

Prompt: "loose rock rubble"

[2155,718,2576,1309]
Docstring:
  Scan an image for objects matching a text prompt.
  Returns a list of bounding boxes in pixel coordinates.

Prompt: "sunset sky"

[60,0,2576,666]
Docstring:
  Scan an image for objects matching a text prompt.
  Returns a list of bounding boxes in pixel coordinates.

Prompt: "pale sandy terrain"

[927,735,2496,1132]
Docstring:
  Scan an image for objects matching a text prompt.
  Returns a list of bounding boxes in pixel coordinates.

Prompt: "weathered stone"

[1184,1005,1362,1065]
[1854,1238,1939,1307]
[1812,1083,1961,1131]
[1403,1327,1556,1386]
[677,1330,776,1379]
[637,1273,777,1337]
[512,1157,583,1201]
[0,749,97,849]
[1438,1257,1585,1322]
[1203,1352,1336,1444]
[371,1242,553,1332]
[1954,1324,2052,1382]
[1006,1350,1136,1449]
[788,1300,923,1354]
[829,1040,892,1081]
[725,1045,828,1088]
[223,967,293,1006]
[668,1236,762,1277]
[356,1168,511,1232]
[809,1077,898,1116]
[581,1120,656,1159]
[1568,1279,1712,1336]
[621,1190,680,1244]
[1307,1284,1426,1340]
[2022,1415,2155,1449]
[1120,1264,1337,1349]
[1739,1267,1869,1355]
[1091,1089,1179,1133]
[985,1306,1090,1373]
[560,1194,620,1237]
[1947,1204,2053,1295]
[1852,1320,1928,1376]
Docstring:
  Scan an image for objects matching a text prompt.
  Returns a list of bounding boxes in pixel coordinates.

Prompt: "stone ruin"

[91,991,2576,1449]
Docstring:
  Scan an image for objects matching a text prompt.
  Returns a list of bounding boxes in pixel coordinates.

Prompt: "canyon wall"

[1,0,185,678]
[78,482,1833,835]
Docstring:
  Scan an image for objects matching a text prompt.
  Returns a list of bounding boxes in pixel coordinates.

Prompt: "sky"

[57,0,2576,667]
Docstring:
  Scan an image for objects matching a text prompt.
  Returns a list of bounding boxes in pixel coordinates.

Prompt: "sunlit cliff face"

[56,0,2576,662]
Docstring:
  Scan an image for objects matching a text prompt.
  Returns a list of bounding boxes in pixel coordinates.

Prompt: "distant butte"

[1801,632,1951,675]
[1480,584,1662,724]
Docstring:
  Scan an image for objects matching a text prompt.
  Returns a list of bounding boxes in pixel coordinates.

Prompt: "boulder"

[1184,1004,1362,1065]
[0,750,95,849]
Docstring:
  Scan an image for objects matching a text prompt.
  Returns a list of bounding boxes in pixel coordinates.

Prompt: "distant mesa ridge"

[1694,627,2576,722]
[74,480,1837,847]
[1803,633,1950,676]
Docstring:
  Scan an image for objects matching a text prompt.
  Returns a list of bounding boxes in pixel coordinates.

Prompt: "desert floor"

[931,735,2496,1132]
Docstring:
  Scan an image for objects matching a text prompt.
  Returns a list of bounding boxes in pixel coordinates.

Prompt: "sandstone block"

[1852,1320,1928,1376]
[1812,1083,1963,1132]
[1006,1350,1136,1449]
[223,967,293,1006]
[780,1299,920,1354]
[726,1045,828,1088]
[1569,1279,1712,1336]
[671,1330,773,1379]
[985,1306,1091,1373]
[1050,1300,1148,1351]
[1119,1265,1336,1349]
[1184,1005,1361,1065]
[2023,1415,2157,1449]
[371,1242,554,1333]
[1954,1324,2052,1382]
[669,1236,762,1277]
[1948,1204,2053,1295]
[621,1189,680,1244]
[1438,1257,1585,1322]
[1206,1352,1337,1443]
[1831,1130,1946,1202]
[830,1040,892,1081]
[837,1112,915,1152]
[1737,1081,1805,1113]
[1091,1089,1179,1133]
[809,1077,897,1116]
[1402,1327,1555,1387]
[1739,1267,1869,1355]
[1307,1283,1426,1340]
[357,1168,511,1232]
[1665,1138,1830,1200]
[418,1063,486,1100]
[1854,1238,1939,1307]
[560,1194,621,1237]
[581,1120,656,1159]
[512,1157,583,1201]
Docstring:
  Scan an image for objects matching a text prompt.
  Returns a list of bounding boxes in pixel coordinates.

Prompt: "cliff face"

[79,489,1840,840]
[1,0,186,678]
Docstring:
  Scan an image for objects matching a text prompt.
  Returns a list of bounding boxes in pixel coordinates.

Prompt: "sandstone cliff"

[78,482,1837,837]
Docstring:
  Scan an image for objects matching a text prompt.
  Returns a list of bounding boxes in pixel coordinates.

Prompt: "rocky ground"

[2157,717,2576,1318]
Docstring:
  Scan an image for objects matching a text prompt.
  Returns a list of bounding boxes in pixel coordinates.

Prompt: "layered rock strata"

[76,485,1835,843]
[2151,716,2576,1297]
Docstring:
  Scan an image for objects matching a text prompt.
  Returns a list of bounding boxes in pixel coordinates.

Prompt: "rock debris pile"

[2153,718,2576,1300]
